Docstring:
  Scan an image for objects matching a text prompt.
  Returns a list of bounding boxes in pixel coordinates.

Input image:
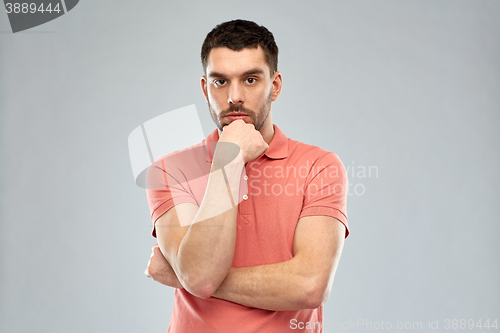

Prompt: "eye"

[214,79,226,86]
[246,78,256,84]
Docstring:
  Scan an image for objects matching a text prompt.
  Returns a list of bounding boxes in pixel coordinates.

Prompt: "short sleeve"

[299,152,349,237]
[145,147,212,237]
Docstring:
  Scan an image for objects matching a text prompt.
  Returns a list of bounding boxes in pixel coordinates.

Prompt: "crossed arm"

[147,208,345,311]
[146,121,345,310]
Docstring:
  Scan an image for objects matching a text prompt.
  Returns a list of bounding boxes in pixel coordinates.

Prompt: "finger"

[153,246,163,256]
[144,267,151,278]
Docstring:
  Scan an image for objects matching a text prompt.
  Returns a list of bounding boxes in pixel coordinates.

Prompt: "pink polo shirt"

[146,125,348,333]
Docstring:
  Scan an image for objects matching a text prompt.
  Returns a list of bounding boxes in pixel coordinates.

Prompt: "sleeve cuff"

[299,206,349,238]
[150,196,198,238]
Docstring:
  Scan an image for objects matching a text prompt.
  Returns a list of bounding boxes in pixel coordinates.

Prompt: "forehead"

[206,46,270,76]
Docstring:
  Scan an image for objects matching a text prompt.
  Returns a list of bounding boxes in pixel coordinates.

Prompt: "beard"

[208,88,272,131]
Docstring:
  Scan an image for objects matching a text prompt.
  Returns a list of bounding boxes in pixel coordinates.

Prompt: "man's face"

[201,46,281,131]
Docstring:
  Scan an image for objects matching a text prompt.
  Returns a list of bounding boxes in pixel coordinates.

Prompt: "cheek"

[207,89,225,106]
[256,83,272,98]
[255,88,271,104]
[208,96,223,111]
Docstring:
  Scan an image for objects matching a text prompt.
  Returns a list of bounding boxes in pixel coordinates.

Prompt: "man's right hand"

[154,121,253,299]
[219,120,268,163]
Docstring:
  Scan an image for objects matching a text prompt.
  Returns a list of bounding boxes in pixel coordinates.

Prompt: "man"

[145,19,349,332]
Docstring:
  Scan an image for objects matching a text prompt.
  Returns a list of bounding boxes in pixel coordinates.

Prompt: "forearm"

[173,150,244,297]
[154,121,270,298]
[212,257,325,311]
[176,204,237,297]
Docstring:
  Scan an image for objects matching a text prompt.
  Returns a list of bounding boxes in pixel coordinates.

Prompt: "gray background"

[1,0,499,332]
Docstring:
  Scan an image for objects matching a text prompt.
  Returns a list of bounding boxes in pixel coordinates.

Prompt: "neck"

[259,116,274,145]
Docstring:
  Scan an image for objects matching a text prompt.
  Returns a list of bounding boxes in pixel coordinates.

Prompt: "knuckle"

[148,263,157,276]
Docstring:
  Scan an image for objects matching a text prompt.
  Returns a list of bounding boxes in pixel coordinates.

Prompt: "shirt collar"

[263,124,288,159]
[205,124,288,162]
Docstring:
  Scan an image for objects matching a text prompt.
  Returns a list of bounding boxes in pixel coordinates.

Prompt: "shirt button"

[243,175,248,180]
[242,194,248,200]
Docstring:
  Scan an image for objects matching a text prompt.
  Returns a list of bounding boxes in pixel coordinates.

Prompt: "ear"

[271,71,282,102]
[201,75,209,102]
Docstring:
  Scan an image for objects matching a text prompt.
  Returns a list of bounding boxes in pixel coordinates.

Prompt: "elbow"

[181,275,220,299]
[301,277,331,309]
[188,283,218,299]
[176,260,230,299]
[307,291,329,310]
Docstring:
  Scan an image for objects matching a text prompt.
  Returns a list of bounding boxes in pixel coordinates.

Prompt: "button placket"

[237,164,252,224]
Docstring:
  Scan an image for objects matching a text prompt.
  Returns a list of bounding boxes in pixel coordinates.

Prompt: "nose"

[228,82,244,105]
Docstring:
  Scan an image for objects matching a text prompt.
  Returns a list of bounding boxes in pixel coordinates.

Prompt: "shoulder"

[287,137,345,169]
[146,138,211,189]
[152,137,211,169]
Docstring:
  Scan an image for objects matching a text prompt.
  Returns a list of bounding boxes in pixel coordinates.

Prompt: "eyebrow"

[208,68,266,78]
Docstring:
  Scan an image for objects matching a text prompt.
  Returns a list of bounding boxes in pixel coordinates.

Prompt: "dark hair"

[201,19,278,76]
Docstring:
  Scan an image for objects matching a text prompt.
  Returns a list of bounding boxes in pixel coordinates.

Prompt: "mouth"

[227,112,247,116]
[225,112,250,122]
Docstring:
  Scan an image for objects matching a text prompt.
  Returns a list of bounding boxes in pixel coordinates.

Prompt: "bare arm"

[211,216,345,310]
[154,120,268,299]
[147,215,345,311]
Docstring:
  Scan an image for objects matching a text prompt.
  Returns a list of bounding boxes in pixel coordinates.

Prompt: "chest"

[232,160,311,267]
